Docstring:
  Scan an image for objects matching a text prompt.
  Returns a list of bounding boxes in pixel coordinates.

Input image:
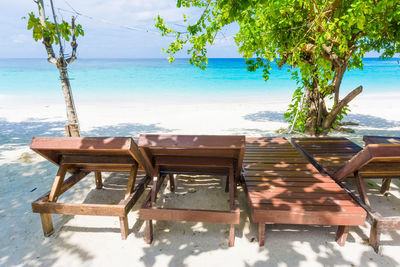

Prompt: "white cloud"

[12,34,29,44]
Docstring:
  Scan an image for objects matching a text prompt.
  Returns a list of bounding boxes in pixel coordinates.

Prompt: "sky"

[0,0,384,59]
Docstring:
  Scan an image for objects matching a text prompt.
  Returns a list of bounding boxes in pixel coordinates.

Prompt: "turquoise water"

[0,58,399,101]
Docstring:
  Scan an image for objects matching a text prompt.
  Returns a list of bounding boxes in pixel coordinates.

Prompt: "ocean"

[0,58,399,103]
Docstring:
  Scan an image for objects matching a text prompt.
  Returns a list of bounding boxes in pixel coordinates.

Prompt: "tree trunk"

[58,60,80,137]
[304,79,321,136]
[320,86,362,135]
[36,0,81,137]
[303,62,361,136]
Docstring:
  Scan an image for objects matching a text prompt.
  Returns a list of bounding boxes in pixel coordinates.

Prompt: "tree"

[26,0,84,137]
[156,0,400,136]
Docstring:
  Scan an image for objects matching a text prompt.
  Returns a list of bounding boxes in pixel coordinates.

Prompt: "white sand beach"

[0,93,400,266]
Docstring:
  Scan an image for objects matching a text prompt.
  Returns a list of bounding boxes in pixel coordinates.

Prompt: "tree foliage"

[156,0,400,135]
[25,12,84,46]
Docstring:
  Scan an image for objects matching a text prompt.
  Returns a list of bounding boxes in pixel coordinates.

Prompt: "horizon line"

[0,57,398,60]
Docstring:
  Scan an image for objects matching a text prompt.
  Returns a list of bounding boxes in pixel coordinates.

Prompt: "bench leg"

[40,213,54,236]
[225,175,229,192]
[369,221,382,253]
[146,220,153,244]
[380,178,391,195]
[354,171,371,207]
[119,216,129,240]
[335,225,349,246]
[125,165,138,198]
[169,173,175,192]
[151,166,160,205]
[95,171,103,189]
[258,223,265,246]
[39,165,66,236]
[229,224,235,247]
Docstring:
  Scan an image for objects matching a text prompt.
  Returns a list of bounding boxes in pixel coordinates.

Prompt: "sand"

[0,92,400,266]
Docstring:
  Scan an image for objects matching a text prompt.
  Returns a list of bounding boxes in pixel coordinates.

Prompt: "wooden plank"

[169,173,175,192]
[364,136,400,145]
[155,156,234,168]
[128,139,154,176]
[139,134,245,148]
[244,176,335,183]
[248,189,352,200]
[30,137,134,165]
[141,174,166,209]
[48,165,68,202]
[245,181,342,188]
[119,216,129,240]
[119,174,151,212]
[229,166,234,209]
[246,186,344,193]
[354,171,371,207]
[32,202,125,216]
[336,225,349,246]
[137,147,154,177]
[244,170,329,178]
[258,223,265,246]
[244,162,317,170]
[149,149,236,157]
[31,137,133,151]
[253,209,366,225]
[243,159,309,164]
[229,224,235,247]
[146,220,153,244]
[95,171,102,189]
[253,203,364,213]
[249,197,358,206]
[151,165,160,205]
[236,142,246,180]
[61,154,137,165]
[380,178,392,195]
[39,213,54,237]
[125,165,138,199]
[140,207,240,224]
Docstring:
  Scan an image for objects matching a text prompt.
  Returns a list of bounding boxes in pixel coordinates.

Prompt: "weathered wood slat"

[140,207,240,224]
[248,191,353,200]
[32,201,126,216]
[244,170,327,178]
[253,209,365,226]
[246,186,344,193]
[244,176,335,183]
[253,203,364,213]
[245,181,342,188]
[249,197,357,206]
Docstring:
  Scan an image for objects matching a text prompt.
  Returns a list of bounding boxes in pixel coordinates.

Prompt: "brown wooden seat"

[138,134,245,246]
[243,137,366,246]
[293,136,400,253]
[30,137,153,239]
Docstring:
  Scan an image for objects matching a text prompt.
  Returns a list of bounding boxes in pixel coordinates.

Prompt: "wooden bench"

[138,134,245,246]
[243,137,366,246]
[30,137,153,239]
[293,136,400,253]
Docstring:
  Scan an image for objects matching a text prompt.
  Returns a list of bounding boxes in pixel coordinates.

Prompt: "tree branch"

[322,85,362,130]
[66,16,77,65]
[36,0,57,65]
